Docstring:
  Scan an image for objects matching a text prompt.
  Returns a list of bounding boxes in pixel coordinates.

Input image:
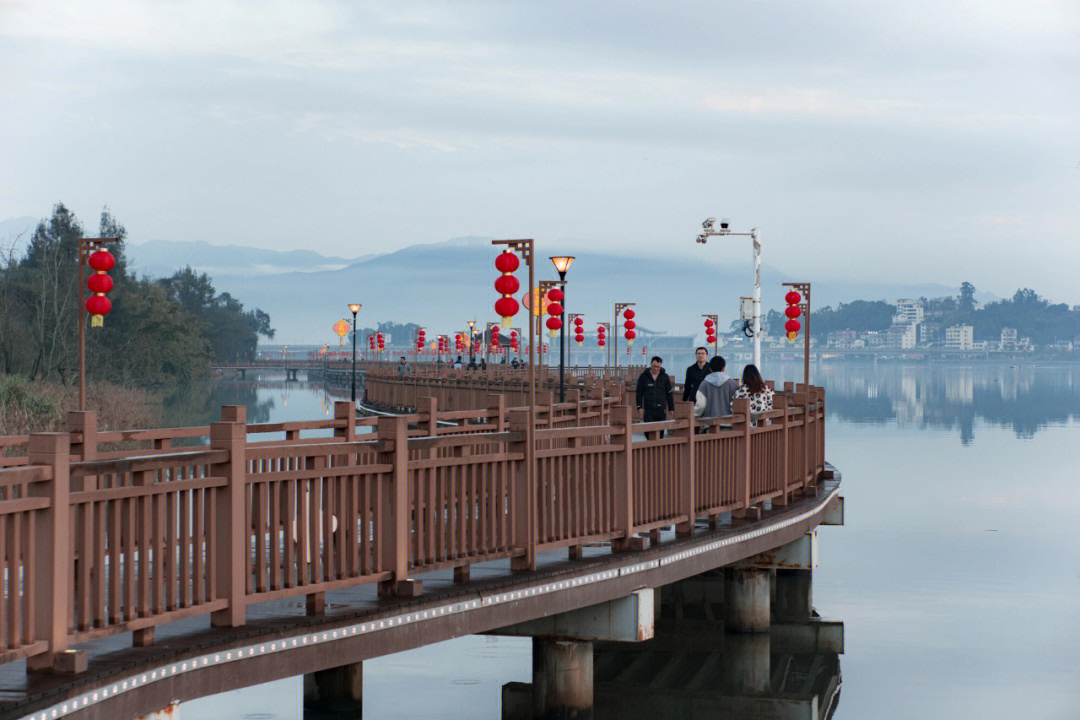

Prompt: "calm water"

[171,361,1080,719]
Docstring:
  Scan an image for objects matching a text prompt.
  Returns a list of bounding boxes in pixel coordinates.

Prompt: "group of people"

[635,348,774,425]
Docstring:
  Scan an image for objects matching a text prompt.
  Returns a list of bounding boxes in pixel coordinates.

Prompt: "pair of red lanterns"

[85,249,116,327]
[784,291,803,342]
[703,317,717,345]
[622,308,636,345]
[369,333,385,352]
[493,250,565,337]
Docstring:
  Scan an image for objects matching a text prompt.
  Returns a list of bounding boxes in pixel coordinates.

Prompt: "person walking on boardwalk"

[734,363,774,426]
[452,355,464,369]
[636,356,675,422]
[682,346,711,403]
[694,355,739,419]
[397,356,411,377]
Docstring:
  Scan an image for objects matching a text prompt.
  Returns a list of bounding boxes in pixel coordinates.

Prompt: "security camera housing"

[720,219,730,230]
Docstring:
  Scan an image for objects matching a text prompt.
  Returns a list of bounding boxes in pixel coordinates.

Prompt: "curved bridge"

[0,387,836,720]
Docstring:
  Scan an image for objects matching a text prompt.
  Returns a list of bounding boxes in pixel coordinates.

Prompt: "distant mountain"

[125,240,377,278]
[191,236,989,343]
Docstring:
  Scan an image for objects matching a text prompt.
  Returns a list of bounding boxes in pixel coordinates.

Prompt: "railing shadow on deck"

[0,381,825,675]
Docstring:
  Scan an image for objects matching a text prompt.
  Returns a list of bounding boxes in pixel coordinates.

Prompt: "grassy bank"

[0,375,160,436]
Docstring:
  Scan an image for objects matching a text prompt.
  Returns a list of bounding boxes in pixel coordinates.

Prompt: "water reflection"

[594,619,842,720]
[813,363,1079,444]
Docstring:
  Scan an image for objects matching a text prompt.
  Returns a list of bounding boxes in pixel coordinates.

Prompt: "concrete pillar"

[304,661,362,717]
[773,569,813,622]
[724,568,770,632]
[533,639,593,720]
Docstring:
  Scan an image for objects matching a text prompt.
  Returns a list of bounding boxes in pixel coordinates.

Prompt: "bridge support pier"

[304,661,362,717]
[532,639,593,720]
[723,568,771,632]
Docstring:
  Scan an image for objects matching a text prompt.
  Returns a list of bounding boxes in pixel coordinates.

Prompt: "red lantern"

[494,275,520,295]
[706,334,717,344]
[598,339,606,347]
[623,319,636,331]
[86,294,111,317]
[495,297,519,317]
[704,318,714,328]
[546,302,563,317]
[785,290,802,305]
[624,329,636,345]
[88,250,115,272]
[546,287,564,303]
[573,317,583,327]
[546,316,562,334]
[575,333,585,345]
[86,273,113,294]
[784,305,801,319]
[622,308,635,320]
[495,251,522,327]
[785,319,801,333]
[784,289,803,342]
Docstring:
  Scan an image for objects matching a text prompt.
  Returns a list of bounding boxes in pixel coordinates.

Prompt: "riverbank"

[0,375,159,436]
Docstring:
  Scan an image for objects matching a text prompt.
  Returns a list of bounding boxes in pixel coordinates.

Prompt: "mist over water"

[176,361,1080,718]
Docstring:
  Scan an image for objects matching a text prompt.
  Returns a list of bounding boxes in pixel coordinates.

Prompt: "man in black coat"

[636,355,675,422]
[682,346,711,402]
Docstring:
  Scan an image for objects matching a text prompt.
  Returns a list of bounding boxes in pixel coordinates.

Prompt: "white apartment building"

[1000,327,1018,351]
[945,324,974,351]
[895,298,925,325]
[886,323,917,349]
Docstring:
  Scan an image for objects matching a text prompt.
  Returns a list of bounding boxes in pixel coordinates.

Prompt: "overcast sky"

[2,1,1078,302]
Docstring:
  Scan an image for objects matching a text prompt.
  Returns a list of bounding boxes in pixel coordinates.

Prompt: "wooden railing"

[0,385,825,673]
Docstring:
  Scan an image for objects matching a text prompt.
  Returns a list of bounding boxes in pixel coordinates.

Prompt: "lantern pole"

[348,304,362,402]
[702,313,719,357]
[77,237,119,412]
[782,282,811,386]
[613,302,634,377]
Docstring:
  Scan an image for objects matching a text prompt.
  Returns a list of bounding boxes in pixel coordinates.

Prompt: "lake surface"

[169,361,1080,719]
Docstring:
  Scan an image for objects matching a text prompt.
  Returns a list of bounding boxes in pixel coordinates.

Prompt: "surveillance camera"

[702,217,715,230]
[696,234,708,244]
[720,218,730,231]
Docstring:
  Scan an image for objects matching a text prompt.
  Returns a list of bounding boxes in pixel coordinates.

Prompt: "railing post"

[731,398,752,519]
[508,408,535,570]
[221,405,247,423]
[27,433,77,673]
[67,410,96,493]
[674,401,696,536]
[611,405,636,551]
[377,415,419,596]
[488,394,506,432]
[418,396,438,436]
[210,421,247,627]
[774,394,790,506]
[334,401,355,441]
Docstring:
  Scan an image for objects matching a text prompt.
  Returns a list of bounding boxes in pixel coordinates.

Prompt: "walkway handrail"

[0,387,826,673]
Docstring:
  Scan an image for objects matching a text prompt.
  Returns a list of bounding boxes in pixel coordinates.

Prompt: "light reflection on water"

[173,363,1080,719]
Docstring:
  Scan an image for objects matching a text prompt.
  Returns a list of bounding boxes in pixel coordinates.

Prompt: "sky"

[2,1,1078,302]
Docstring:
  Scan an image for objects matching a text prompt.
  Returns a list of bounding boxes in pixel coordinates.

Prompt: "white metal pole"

[752,228,761,370]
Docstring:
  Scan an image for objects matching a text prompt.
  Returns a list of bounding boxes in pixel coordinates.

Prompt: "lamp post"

[466,320,477,367]
[549,256,574,402]
[783,282,812,386]
[348,303,362,402]
[697,218,761,369]
[613,302,634,375]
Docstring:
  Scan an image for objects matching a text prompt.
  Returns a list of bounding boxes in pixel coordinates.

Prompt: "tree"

[958,282,976,315]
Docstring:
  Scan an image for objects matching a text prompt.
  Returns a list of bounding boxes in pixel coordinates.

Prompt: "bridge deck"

[0,477,839,720]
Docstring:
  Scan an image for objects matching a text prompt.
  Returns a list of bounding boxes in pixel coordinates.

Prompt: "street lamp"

[348,303,362,402]
[467,320,477,367]
[697,218,762,369]
[549,256,574,401]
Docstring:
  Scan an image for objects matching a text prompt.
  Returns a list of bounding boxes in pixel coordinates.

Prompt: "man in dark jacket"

[682,346,711,402]
[636,356,675,422]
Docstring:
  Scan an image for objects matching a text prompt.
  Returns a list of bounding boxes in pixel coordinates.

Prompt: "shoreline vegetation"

[0,374,159,437]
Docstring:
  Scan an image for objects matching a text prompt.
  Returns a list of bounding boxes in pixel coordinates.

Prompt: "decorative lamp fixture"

[785,290,802,343]
[495,251,521,328]
[86,249,116,327]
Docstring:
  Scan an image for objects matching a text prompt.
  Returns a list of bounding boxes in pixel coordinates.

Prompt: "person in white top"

[733,364,774,426]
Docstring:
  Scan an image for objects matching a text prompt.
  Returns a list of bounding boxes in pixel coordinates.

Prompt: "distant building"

[827,329,857,348]
[1000,327,1018,351]
[885,323,917,350]
[945,324,974,351]
[862,330,884,347]
[895,299,925,325]
[919,322,942,346]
